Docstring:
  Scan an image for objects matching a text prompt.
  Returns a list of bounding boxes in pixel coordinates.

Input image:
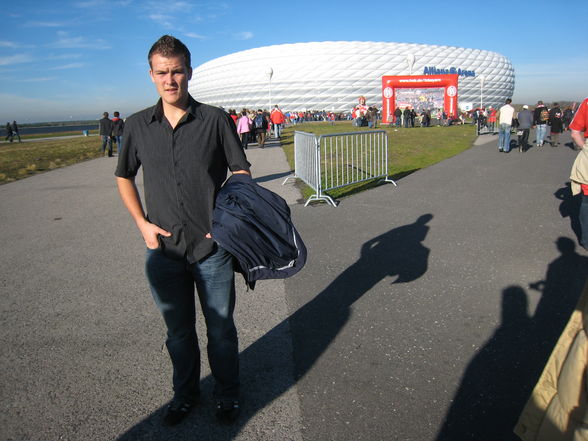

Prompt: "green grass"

[280,121,477,201]
[18,129,99,140]
[0,135,105,184]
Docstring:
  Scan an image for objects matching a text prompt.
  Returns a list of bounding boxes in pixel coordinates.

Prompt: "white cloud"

[47,63,85,70]
[234,31,253,40]
[16,77,57,82]
[161,1,194,12]
[48,32,110,50]
[73,0,106,7]
[46,53,83,61]
[0,41,22,48]
[0,54,34,66]
[149,13,175,28]
[184,32,206,40]
[0,77,57,83]
[23,20,67,27]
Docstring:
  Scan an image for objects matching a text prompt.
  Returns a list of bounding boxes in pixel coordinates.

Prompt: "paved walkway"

[0,131,586,441]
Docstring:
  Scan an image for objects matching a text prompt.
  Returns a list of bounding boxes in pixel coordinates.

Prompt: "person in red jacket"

[270,105,285,139]
[570,98,588,150]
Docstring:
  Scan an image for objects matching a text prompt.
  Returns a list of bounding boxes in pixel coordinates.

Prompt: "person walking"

[487,107,497,133]
[563,106,574,131]
[236,109,251,149]
[533,100,550,147]
[516,105,533,152]
[11,121,21,143]
[270,105,285,139]
[394,107,402,127]
[99,112,114,157]
[5,122,13,142]
[497,98,516,153]
[403,107,411,128]
[548,103,564,147]
[254,109,268,148]
[111,112,124,155]
[115,35,250,426]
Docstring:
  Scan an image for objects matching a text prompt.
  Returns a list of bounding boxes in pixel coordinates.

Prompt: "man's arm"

[116,176,171,249]
[571,130,585,150]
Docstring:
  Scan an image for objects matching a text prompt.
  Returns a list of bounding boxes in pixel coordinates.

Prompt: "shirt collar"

[148,95,204,124]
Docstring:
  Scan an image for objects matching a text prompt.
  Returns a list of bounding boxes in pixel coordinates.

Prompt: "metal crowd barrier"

[284,130,396,207]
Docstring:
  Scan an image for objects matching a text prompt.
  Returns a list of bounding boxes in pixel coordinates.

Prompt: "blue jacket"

[212,173,307,289]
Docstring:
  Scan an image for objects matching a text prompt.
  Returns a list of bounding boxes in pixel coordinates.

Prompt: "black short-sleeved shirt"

[115,96,250,263]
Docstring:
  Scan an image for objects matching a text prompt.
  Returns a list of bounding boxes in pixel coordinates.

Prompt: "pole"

[266,67,273,111]
[479,75,485,109]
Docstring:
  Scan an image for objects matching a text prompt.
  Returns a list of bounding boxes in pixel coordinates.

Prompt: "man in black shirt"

[115,35,250,426]
[99,112,113,157]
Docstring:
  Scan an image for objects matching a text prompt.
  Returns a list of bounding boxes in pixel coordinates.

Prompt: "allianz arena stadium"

[188,41,514,113]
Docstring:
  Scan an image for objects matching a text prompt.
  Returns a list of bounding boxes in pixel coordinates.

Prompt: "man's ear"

[149,69,155,84]
[187,67,193,81]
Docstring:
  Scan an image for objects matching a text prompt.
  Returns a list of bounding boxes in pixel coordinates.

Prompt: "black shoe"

[162,400,194,426]
[216,400,240,424]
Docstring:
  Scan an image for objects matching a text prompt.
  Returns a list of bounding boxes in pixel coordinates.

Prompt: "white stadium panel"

[189,41,514,113]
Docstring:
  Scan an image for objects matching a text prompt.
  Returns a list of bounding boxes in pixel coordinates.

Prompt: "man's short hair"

[103,112,108,117]
[114,111,120,117]
[505,98,512,104]
[537,100,543,105]
[148,35,191,68]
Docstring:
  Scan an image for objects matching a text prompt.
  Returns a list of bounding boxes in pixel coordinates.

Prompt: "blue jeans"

[273,123,282,138]
[101,135,112,156]
[581,194,588,251]
[498,123,511,152]
[114,136,122,154]
[536,124,547,145]
[145,245,239,403]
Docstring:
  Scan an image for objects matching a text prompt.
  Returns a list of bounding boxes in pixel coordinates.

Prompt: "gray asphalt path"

[0,139,303,441]
[1,130,587,441]
[285,130,588,441]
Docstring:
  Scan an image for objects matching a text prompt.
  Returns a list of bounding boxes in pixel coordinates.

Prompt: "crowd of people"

[228,106,285,149]
[493,99,580,154]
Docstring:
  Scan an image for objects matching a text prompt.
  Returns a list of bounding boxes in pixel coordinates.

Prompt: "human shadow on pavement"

[555,183,583,246]
[435,237,588,441]
[116,214,432,440]
[252,171,292,183]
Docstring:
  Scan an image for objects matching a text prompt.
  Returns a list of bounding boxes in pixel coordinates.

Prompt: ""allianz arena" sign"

[423,66,476,77]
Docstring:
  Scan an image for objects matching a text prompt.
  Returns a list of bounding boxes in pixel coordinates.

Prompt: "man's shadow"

[116,214,433,440]
[555,183,582,245]
[436,237,588,441]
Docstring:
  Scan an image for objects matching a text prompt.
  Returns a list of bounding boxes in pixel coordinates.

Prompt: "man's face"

[149,53,192,108]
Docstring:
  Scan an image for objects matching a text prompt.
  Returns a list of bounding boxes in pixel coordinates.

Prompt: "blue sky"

[1,0,587,123]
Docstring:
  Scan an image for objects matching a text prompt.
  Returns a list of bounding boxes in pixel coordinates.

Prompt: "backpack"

[254,114,265,129]
[539,108,549,123]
